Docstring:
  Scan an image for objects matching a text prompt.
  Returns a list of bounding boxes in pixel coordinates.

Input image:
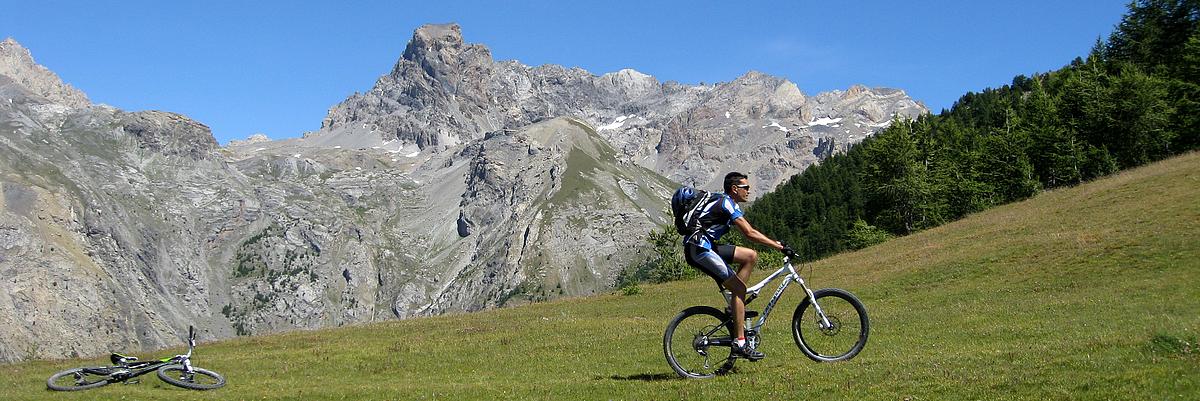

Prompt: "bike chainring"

[745,329,761,349]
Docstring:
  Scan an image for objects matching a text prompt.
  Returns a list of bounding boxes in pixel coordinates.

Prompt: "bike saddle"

[110,353,138,365]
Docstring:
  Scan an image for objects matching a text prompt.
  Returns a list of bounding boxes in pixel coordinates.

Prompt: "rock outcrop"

[0,38,90,109]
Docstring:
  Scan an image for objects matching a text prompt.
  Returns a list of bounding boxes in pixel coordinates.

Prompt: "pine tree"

[1107,0,1200,76]
[1023,76,1086,187]
[859,119,944,234]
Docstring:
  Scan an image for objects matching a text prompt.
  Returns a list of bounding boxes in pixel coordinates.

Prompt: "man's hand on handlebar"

[779,241,799,259]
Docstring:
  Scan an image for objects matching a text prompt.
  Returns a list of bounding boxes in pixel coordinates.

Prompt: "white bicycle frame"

[723,256,833,333]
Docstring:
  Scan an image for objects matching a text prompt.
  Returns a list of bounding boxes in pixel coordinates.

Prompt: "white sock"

[735,338,746,347]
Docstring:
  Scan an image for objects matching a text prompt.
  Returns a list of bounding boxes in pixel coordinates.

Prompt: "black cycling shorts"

[683,243,737,285]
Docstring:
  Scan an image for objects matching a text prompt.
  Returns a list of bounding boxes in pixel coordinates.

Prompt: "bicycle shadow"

[604,372,678,382]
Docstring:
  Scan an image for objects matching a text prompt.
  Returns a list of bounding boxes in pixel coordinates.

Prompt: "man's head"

[724,171,750,202]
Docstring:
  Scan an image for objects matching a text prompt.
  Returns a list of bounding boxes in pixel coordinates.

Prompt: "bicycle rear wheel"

[157,365,226,390]
[792,288,869,362]
[663,306,736,378]
[46,367,113,391]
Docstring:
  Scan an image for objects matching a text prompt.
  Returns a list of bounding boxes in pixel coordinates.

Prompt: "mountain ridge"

[317,23,927,194]
[0,38,90,109]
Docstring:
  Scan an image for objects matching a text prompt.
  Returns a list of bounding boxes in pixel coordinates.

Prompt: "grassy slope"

[2,152,1197,401]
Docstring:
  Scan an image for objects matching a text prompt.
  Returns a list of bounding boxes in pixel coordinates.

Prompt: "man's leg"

[719,245,758,337]
[732,246,758,283]
[721,275,747,339]
[728,246,765,360]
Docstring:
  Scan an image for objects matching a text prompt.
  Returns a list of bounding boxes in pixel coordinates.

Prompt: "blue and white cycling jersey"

[682,192,744,250]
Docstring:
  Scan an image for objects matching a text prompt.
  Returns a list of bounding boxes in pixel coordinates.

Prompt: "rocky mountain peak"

[394,23,492,79]
[405,23,465,56]
[227,133,271,147]
[845,84,870,96]
[118,110,219,160]
[732,70,777,85]
[318,22,501,147]
[597,68,661,99]
[726,72,805,105]
[770,80,806,111]
[0,37,90,109]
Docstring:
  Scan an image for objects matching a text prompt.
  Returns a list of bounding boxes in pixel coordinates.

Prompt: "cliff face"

[0,25,926,362]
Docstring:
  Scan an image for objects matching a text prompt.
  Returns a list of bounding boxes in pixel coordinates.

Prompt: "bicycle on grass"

[47,326,225,391]
[663,254,870,378]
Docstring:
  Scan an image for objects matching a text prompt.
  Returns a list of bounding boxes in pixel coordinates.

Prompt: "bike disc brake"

[819,315,843,336]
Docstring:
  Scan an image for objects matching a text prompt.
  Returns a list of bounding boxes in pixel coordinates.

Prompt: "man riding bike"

[681,172,794,361]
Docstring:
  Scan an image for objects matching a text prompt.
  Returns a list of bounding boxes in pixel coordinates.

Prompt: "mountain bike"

[47,326,226,391]
[663,254,869,378]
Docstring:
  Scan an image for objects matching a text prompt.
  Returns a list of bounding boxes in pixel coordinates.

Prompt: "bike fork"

[795,276,833,330]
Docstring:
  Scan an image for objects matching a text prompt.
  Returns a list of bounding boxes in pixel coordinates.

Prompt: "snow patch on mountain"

[762,121,790,132]
[806,117,843,127]
[599,115,637,131]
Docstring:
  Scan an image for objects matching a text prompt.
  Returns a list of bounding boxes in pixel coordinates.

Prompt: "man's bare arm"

[732,217,784,250]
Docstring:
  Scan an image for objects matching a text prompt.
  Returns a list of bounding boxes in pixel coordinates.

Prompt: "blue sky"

[3,1,1131,144]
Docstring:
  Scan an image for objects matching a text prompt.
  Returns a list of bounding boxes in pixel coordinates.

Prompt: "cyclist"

[682,172,794,361]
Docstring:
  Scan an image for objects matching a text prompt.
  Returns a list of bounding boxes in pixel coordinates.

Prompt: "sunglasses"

[734,184,751,191]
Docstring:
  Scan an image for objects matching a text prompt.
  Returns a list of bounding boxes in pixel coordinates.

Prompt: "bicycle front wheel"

[792,288,869,362]
[157,365,226,390]
[47,367,113,391]
[663,306,736,379]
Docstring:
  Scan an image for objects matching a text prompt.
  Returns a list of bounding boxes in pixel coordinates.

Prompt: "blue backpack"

[671,186,722,236]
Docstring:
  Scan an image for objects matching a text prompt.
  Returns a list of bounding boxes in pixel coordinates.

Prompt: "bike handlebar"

[187,326,197,353]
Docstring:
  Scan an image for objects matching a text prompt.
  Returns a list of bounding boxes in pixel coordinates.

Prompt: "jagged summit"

[227,133,272,147]
[392,23,492,81]
[402,23,465,60]
[0,37,90,109]
[597,68,661,99]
